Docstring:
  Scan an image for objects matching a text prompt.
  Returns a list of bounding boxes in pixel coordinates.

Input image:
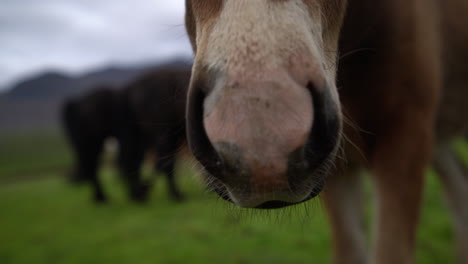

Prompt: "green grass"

[0,166,333,264]
[0,132,72,181]
[0,133,463,264]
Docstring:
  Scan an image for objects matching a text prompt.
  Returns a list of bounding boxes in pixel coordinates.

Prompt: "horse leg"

[67,135,95,184]
[155,138,184,202]
[68,154,87,184]
[156,154,184,202]
[117,138,148,203]
[79,142,107,203]
[88,167,106,203]
[433,142,468,264]
[323,166,368,264]
[371,117,432,264]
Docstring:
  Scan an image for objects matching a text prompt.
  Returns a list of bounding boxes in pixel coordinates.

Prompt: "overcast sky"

[0,0,192,91]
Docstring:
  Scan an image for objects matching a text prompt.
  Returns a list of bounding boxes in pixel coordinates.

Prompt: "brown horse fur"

[184,0,468,263]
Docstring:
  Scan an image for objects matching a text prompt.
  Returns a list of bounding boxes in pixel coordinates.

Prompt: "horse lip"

[253,181,324,209]
[211,180,324,209]
[212,184,233,203]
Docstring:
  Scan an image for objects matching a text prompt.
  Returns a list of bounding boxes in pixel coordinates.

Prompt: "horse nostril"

[211,142,249,178]
[186,78,223,175]
[303,83,341,173]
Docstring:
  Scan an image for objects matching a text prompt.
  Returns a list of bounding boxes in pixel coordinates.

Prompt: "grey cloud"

[0,0,191,90]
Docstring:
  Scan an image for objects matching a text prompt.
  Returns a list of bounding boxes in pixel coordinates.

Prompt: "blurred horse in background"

[183,1,468,263]
[62,65,191,203]
[62,87,118,199]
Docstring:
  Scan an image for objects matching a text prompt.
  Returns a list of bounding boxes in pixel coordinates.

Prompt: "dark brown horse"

[62,86,119,200]
[62,65,191,203]
[183,1,468,263]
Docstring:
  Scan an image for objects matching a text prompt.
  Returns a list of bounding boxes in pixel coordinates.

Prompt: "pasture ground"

[0,133,464,264]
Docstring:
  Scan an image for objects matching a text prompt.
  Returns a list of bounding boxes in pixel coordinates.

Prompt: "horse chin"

[207,174,325,209]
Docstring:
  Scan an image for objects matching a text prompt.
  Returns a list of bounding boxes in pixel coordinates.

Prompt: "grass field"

[0,133,464,264]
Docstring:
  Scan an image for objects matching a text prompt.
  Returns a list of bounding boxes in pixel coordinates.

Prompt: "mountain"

[6,72,74,100]
[0,58,192,134]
